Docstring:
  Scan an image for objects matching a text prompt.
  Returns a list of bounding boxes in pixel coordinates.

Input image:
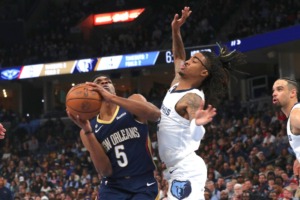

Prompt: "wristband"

[190,119,205,141]
[84,130,93,135]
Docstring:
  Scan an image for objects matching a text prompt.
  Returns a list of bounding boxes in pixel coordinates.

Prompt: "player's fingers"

[173,14,179,20]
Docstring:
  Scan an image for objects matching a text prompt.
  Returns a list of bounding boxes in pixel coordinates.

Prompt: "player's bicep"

[182,93,203,121]
[291,108,300,134]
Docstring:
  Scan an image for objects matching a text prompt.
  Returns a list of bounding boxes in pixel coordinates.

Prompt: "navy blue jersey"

[90,106,156,179]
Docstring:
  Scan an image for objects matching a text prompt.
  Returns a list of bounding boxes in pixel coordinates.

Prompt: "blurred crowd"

[0,0,299,68]
[1,0,300,200]
[0,93,300,200]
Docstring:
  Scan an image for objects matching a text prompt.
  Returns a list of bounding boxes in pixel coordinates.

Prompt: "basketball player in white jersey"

[272,77,300,182]
[0,123,6,139]
[157,7,246,200]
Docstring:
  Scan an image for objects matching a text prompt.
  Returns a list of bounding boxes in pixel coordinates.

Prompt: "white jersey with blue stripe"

[287,103,300,162]
[157,83,205,168]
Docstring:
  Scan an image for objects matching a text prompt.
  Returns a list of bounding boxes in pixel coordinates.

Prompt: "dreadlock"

[199,43,247,107]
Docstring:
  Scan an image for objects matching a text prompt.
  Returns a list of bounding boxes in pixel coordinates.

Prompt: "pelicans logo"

[1,69,20,80]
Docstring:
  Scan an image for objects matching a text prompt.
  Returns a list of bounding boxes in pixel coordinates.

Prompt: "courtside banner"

[0,67,22,80]
[94,51,159,71]
[71,58,98,73]
[228,24,300,52]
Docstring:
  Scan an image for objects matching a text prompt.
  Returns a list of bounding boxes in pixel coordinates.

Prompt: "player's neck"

[283,99,298,117]
[177,79,201,90]
[100,103,117,119]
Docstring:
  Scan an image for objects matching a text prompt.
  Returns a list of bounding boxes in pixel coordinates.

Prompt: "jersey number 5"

[115,145,128,167]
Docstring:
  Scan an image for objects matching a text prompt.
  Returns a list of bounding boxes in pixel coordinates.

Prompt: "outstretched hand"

[172,6,192,30]
[194,101,216,126]
[0,123,6,139]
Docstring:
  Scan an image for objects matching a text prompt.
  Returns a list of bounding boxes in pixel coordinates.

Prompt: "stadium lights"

[94,8,145,26]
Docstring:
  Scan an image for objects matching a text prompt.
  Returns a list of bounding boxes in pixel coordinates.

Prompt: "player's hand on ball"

[67,110,92,133]
[85,82,115,102]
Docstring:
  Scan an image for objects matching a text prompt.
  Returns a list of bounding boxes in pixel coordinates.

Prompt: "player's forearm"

[80,131,113,177]
[110,95,161,122]
[172,28,186,61]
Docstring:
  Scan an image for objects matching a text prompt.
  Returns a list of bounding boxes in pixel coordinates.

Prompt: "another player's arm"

[0,123,6,139]
[86,82,160,123]
[290,108,300,135]
[170,7,191,86]
[80,130,113,177]
[111,94,160,123]
[179,93,216,140]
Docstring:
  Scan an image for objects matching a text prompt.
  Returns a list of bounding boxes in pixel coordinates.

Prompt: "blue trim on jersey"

[170,85,198,93]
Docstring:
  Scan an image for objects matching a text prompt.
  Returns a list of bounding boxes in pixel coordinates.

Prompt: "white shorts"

[164,153,207,200]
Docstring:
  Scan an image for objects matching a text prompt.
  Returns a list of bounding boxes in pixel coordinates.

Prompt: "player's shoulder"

[180,92,203,106]
[291,107,300,117]
[183,89,204,100]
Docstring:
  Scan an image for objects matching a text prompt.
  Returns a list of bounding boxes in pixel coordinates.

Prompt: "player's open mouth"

[272,99,278,104]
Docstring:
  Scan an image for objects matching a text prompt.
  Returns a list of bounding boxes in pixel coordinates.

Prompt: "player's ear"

[290,88,297,98]
[200,69,209,77]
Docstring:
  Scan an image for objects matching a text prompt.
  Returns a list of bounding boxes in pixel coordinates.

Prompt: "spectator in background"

[220,162,235,179]
[225,181,235,199]
[206,180,220,200]
[232,183,243,199]
[256,173,269,198]
[215,177,226,191]
[282,186,294,200]
[0,176,13,200]
[220,189,229,200]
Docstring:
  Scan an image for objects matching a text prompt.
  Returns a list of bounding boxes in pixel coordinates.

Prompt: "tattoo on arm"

[182,93,201,120]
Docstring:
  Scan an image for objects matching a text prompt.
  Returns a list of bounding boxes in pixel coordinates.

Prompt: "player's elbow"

[149,108,161,122]
[98,165,113,177]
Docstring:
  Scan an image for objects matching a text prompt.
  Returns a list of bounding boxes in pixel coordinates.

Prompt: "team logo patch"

[171,180,192,200]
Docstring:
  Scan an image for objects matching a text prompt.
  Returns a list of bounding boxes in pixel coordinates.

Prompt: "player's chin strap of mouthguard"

[190,119,205,141]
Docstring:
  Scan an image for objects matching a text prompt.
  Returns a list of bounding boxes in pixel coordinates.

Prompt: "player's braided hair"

[199,43,247,107]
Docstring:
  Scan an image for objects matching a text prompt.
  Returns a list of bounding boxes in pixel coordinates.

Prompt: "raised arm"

[86,82,161,123]
[171,6,192,86]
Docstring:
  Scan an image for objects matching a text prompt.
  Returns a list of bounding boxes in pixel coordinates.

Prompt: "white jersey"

[287,103,300,162]
[157,83,205,168]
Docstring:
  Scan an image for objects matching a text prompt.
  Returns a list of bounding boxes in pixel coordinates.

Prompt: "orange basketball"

[66,83,101,120]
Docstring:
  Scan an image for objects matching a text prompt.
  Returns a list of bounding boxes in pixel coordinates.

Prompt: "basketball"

[66,83,102,120]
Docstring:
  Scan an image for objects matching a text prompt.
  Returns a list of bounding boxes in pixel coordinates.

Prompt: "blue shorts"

[98,172,158,200]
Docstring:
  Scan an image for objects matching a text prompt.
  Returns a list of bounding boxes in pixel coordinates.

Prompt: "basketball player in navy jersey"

[157,7,246,200]
[272,77,300,182]
[0,123,6,139]
[67,75,161,200]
